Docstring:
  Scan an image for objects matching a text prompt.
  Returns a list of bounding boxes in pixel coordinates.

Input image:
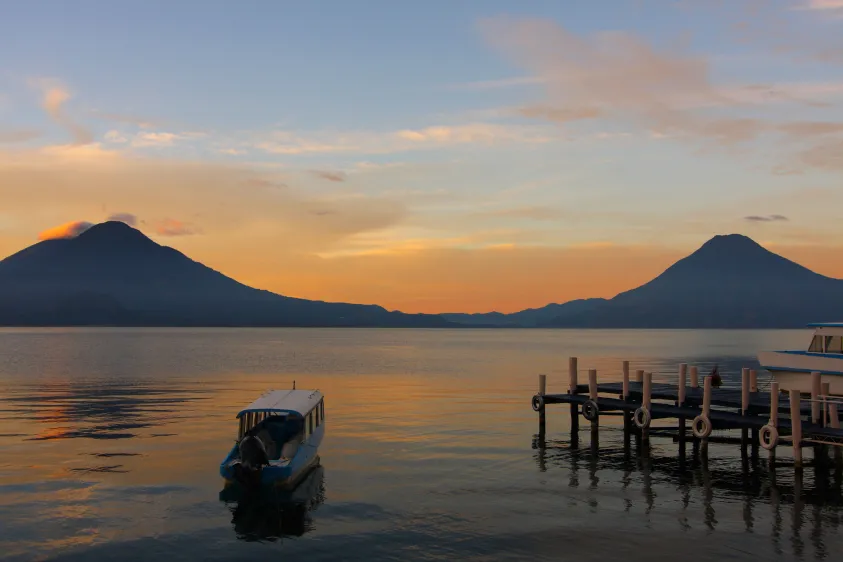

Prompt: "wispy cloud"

[799,0,843,11]
[255,122,557,156]
[477,16,843,168]
[154,218,199,236]
[311,170,346,182]
[0,129,41,144]
[107,212,138,226]
[37,220,93,240]
[90,111,158,129]
[744,214,789,222]
[32,79,93,145]
[447,75,545,90]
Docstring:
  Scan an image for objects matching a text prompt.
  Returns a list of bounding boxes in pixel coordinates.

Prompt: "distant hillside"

[0,221,453,327]
[443,299,608,327]
[447,235,843,328]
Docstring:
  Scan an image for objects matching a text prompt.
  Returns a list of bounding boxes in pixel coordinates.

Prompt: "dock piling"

[822,382,831,426]
[538,374,547,426]
[741,368,750,451]
[635,369,644,384]
[790,389,803,468]
[622,361,630,400]
[811,372,822,425]
[569,357,579,449]
[678,363,687,406]
[750,369,758,393]
[690,366,699,389]
[642,371,652,442]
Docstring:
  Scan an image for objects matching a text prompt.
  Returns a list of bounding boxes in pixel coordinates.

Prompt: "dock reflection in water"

[220,465,326,542]
[533,427,843,558]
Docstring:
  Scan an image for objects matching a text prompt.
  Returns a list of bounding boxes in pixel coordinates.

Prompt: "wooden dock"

[533,358,843,467]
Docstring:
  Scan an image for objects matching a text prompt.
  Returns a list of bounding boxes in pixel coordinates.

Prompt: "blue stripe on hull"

[761,366,843,376]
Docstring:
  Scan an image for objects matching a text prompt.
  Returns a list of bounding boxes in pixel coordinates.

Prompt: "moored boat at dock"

[758,323,843,395]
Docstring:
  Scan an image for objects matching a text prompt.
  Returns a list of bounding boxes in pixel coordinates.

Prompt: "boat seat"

[280,440,299,459]
[254,428,279,460]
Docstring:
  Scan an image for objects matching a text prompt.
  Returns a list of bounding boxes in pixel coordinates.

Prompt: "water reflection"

[533,429,843,559]
[0,379,209,441]
[219,465,326,542]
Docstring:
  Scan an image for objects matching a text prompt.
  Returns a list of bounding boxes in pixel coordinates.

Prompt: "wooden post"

[569,357,579,394]
[742,368,750,451]
[831,402,841,465]
[690,366,699,389]
[636,369,644,384]
[569,357,579,449]
[822,382,830,426]
[643,372,652,442]
[741,368,750,412]
[750,369,758,393]
[622,360,631,441]
[588,369,598,400]
[622,361,630,400]
[678,363,687,452]
[811,372,821,425]
[770,381,779,427]
[790,389,803,468]
[538,373,547,438]
[703,375,712,418]
[538,374,547,427]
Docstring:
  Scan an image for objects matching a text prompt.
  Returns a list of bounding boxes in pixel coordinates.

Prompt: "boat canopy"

[808,323,843,328]
[236,389,323,419]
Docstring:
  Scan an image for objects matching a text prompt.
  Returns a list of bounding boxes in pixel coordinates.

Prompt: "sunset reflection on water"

[0,328,840,561]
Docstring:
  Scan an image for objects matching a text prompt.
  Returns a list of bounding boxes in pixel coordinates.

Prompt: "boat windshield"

[826,336,843,354]
[809,334,823,352]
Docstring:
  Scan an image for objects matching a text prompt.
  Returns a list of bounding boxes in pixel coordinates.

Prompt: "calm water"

[1,328,841,561]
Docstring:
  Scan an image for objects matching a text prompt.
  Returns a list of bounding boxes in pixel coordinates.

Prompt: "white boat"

[219,388,325,488]
[758,323,843,395]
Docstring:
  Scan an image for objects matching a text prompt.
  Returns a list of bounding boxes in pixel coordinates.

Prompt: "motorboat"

[220,388,325,488]
[758,323,843,395]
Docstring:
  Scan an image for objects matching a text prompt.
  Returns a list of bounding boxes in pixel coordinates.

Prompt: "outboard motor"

[234,433,269,489]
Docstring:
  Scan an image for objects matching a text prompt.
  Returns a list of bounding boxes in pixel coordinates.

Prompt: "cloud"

[104,130,129,144]
[132,132,181,147]
[90,111,158,129]
[744,214,789,222]
[447,75,545,90]
[107,212,138,226]
[477,16,843,169]
[255,122,557,155]
[311,170,347,182]
[154,218,198,236]
[0,129,41,144]
[801,0,843,10]
[34,80,93,145]
[37,220,93,240]
[475,206,565,221]
[478,17,797,144]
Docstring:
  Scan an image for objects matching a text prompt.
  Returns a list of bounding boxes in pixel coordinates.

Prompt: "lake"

[0,328,841,561]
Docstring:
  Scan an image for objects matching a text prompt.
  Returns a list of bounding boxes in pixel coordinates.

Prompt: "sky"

[1,0,842,313]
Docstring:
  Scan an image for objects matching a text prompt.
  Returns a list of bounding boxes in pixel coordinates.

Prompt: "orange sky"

[2,2,843,315]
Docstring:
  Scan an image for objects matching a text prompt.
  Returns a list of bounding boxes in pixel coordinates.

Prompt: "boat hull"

[758,351,843,395]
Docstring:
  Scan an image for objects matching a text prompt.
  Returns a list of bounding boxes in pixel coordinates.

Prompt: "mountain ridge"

[0,221,454,327]
[444,234,843,329]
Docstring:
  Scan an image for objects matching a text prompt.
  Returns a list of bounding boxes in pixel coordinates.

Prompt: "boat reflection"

[219,464,326,542]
